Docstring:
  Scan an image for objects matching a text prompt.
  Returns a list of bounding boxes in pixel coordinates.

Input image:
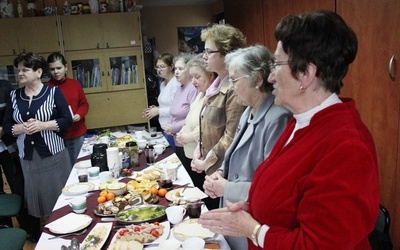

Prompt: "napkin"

[174,221,215,239]
[182,187,208,200]
[45,213,92,234]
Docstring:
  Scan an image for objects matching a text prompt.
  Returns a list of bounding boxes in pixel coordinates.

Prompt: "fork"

[48,228,88,240]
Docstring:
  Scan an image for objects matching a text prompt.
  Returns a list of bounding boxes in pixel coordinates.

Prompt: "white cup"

[135,131,144,139]
[182,237,205,250]
[159,239,181,250]
[99,171,113,183]
[99,136,109,144]
[153,144,165,155]
[69,197,87,214]
[136,139,147,149]
[88,166,100,179]
[166,205,186,224]
[165,164,179,181]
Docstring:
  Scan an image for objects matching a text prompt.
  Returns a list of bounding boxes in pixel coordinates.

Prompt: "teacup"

[136,139,147,149]
[165,164,179,181]
[99,171,113,183]
[159,239,181,250]
[166,206,186,224]
[182,237,205,250]
[153,144,165,155]
[69,197,87,214]
[88,166,100,179]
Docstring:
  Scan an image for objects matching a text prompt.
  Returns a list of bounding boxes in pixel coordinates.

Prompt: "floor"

[2,172,36,250]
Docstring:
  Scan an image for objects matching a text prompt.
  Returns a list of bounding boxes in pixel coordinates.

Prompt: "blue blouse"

[3,85,72,160]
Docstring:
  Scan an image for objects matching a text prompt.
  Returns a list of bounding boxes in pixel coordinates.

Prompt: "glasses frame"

[228,75,247,85]
[203,49,220,56]
[154,64,168,70]
[268,61,292,71]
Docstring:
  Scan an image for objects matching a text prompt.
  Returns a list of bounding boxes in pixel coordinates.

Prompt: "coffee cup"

[69,197,87,214]
[182,237,205,250]
[165,164,179,181]
[166,205,186,224]
[153,144,165,155]
[135,131,144,139]
[136,139,147,149]
[186,198,205,218]
[99,171,113,183]
[88,166,100,179]
[159,239,181,250]
[77,169,88,183]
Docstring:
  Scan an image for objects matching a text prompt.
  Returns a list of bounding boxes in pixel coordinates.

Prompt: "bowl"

[116,204,166,224]
[106,182,127,196]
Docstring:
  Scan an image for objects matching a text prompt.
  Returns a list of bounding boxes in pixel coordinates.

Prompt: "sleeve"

[2,90,17,136]
[205,91,245,174]
[75,82,89,118]
[54,87,73,133]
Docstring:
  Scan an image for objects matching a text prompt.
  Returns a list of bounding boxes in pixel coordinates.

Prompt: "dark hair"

[14,52,47,72]
[275,11,357,94]
[47,52,67,65]
[225,45,274,93]
[156,53,174,67]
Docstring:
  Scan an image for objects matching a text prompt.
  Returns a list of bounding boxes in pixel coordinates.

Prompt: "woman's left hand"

[198,200,256,238]
[164,124,173,135]
[24,119,45,134]
[203,172,227,198]
[191,157,206,173]
[72,114,81,122]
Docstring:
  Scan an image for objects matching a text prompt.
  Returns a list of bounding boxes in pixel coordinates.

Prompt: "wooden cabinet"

[61,12,141,51]
[336,0,400,247]
[0,16,60,56]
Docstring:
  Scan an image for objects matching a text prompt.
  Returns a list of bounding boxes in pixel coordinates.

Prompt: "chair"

[0,193,21,228]
[0,226,27,250]
[369,204,393,250]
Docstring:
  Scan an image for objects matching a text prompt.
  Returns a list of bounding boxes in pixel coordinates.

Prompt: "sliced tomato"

[119,229,129,236]
[134,226,141,232]
[153,221,160,226]
[151,230,160,237]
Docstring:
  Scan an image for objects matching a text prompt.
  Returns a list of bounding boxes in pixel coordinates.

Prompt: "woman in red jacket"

[47,52,89,166]
[198,11,380,249]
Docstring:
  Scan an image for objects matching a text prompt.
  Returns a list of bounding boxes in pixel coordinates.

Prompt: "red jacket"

[248,98,379,249]
[47,77,89,139]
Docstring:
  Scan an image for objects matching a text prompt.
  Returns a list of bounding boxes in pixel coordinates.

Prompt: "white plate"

[173,219,215,240]
[165,187,208,201]
[142,131,164,140]
[109,221,170,247]
[62,182,95,196]
[46,213,92,234]
[74,159,92,169]
[81,222,112,250]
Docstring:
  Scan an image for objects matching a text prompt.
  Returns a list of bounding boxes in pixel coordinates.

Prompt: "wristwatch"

[251,223,262,247]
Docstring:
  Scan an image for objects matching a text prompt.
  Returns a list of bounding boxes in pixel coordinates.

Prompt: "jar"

[91,143,108,172]
[126,141,139,168]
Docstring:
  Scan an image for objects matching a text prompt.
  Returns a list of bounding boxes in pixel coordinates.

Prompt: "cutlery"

[82,236,100,250]
[101,217,116,222]
[48,228,88,240]
[180,183,191,194]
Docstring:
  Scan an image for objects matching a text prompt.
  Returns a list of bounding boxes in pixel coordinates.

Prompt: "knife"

[180,183,191,194]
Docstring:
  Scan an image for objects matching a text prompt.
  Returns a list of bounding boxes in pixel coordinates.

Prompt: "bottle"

[17,0,23,17]
[91,143,108,172]
[126,141,139,167]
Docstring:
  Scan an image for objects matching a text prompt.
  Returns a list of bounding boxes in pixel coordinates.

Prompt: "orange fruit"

[100,190,108,197]
[97,196,106,204]
[106,192,116,201]
[158,188,167,197]
[150,187,159,195]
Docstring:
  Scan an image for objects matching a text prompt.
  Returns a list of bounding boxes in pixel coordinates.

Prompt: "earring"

[255,86,260,90]
[300,86,306,92]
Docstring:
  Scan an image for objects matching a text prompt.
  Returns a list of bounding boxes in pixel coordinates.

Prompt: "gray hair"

[173,53,195,69]
[225,45,273,92]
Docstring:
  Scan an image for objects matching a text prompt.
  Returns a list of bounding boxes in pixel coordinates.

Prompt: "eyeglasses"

[154,64,168,70]
[228,75,247,85]
[203,49,220,56]
[268,61,292,71]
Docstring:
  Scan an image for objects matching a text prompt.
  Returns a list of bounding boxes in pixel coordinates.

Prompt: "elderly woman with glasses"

[203,45,291,250]
[199,11,379,249]
[191,24,247,210]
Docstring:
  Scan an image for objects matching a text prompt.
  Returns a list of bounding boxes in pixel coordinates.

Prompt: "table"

[35,147,231,250]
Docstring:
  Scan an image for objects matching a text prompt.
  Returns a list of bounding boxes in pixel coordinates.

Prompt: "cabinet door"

[0,19,19,56]
[61,15,102,51]
[337,0,400,247]
[0,56,18,88]
[17,16,60,54]
[66,51,107,93]
[105,48,145,91]
[85,90,147,129]
[100,12,141,48]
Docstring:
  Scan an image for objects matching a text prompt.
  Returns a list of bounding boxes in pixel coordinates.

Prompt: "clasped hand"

[23,119,45,135]
[203,171,227,198]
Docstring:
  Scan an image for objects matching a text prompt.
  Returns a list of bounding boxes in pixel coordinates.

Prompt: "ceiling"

[139,0,217,6]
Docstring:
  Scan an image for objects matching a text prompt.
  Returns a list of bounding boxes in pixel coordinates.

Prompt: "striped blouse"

[3,85,72,160]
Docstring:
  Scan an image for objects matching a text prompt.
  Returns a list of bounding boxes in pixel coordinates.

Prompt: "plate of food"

[62,182,95,196]
[93,193,144,217]
[108,221,169,249]
[80,222,112,250]
[173,219,215,240]
[116,205,166,224]
[45,213,92,234]
[165,187,208,202]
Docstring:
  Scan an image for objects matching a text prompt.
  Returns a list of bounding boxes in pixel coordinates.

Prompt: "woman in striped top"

[3,52,72,228]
